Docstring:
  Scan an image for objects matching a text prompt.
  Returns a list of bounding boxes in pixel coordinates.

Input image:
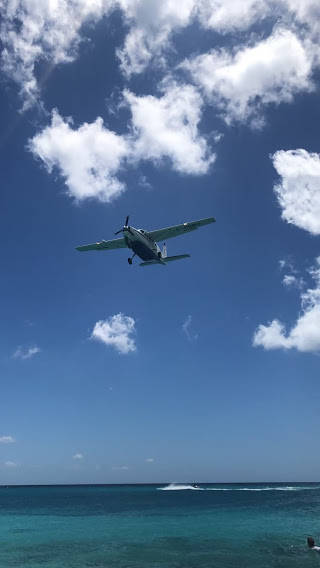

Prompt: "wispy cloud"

[279,258,296,273]
[72,453,84,460]
[145,458,154,463]
[0,436,15,444]
[279,258,305,289]
[0,1,115,110]
[13,345,40,360]
[182,315,199,341]
[4,461,17,468]
[112,465,129,470]
[138,175,152,190]
[91,313,136,354]
[282,274,304,289]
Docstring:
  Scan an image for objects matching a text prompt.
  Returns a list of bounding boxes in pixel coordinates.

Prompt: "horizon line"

[0,481,319,488]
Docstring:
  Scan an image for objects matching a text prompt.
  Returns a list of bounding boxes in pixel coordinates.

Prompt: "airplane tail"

[163,254,190,263]
[140,254,190,267]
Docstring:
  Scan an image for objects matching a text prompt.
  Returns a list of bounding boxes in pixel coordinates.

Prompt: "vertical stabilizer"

[162,243,167,258]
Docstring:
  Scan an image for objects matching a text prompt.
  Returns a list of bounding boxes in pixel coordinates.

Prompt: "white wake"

[159,484,203,491]
[158,484,320,492]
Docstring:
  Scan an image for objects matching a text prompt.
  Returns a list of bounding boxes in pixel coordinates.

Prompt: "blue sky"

[1,1,320,484]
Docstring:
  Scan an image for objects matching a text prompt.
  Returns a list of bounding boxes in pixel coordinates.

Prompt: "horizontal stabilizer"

[163,254,190,262]
[140,254,190,267]
[139,259,163,267]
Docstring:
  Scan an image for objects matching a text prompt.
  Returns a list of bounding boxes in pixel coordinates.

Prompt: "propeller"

[114,215,130,235]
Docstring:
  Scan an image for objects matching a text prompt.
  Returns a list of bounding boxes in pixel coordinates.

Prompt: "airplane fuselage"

[124,226,164,262]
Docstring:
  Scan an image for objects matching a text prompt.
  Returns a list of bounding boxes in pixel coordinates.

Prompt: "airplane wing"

[147,217,215,242]
[76,237,127,252]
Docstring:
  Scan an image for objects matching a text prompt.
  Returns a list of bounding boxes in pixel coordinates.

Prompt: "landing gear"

[128,253,136,265]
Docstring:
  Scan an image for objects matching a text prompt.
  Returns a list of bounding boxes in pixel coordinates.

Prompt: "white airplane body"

[76,216,215,266]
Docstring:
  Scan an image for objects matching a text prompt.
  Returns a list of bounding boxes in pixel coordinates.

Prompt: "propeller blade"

[114,215,130,235]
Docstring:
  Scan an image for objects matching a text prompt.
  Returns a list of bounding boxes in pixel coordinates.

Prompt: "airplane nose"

[123,226,132,237]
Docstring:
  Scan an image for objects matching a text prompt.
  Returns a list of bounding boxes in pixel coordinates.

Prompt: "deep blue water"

[1,483,320,567]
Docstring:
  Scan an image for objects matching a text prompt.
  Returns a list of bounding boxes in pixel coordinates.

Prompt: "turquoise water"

[1,483,320,567]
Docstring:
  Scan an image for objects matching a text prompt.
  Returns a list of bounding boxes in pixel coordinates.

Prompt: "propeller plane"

[76,216,215,266]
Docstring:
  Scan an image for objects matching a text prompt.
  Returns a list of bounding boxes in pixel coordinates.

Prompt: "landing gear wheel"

[128,258,133,265]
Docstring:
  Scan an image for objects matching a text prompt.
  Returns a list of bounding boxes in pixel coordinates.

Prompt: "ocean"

[1,483,320,567]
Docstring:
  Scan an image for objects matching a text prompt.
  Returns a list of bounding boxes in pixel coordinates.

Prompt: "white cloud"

[0,436,15,444]
[112,465,129,470]
[0,0,199,103]
[30,85,213,202]
[29,110,128,203]
[3,0,320,111]
[13,345,40,360]
[197,0,270,33]
[91,313,136,354]
[1,0,116,109]
[272,149,320,236]
[116,1,299,75]
[117,0,196,76]
[253,257,320,353]
[73,453,84,460]
[182,28,314,126]
[4,461,17,468]
[117,1,320,79]
[145,457,154,462]
[196,0,320,36]
[0,0,269,101]
[283,0,320,37]
[125,83,214,174]
[254,319,292,350]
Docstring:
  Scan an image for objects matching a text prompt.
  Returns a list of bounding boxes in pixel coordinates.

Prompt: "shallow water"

[0,483,320,567]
